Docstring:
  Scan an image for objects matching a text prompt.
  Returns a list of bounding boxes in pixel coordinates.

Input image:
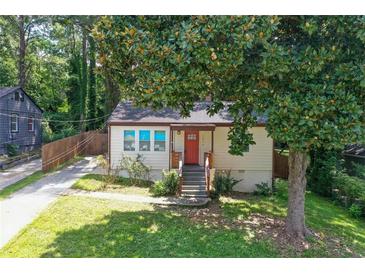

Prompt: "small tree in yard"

[96,154,120,185]
[94,16,365,239]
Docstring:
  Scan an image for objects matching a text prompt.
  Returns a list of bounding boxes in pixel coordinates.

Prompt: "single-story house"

[0,86,43,155]
[108,101,273,196]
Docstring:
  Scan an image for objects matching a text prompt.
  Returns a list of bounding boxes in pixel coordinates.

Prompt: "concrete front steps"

[181,165,208,198]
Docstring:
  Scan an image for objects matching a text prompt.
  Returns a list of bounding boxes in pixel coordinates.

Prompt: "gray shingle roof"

[0,86,20,98]
[108,101,267,125]
[0,86,43,112]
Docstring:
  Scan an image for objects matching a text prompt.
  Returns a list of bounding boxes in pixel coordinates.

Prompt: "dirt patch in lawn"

[161,198,359,257]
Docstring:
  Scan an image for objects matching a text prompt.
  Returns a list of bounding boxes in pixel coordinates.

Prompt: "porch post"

[169,128,173,170]
[211,130,214,152]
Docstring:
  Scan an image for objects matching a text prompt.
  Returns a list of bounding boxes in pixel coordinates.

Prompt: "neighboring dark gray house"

[0,86,42,155]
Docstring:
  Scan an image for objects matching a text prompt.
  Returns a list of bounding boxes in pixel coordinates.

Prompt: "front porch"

[170,124,214,169]
[169,124,215,198]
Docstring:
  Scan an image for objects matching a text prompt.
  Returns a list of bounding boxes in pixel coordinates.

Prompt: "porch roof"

[170,123,216,131]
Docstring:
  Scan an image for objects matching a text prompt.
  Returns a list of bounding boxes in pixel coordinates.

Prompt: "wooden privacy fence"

[273,150,289,179]
[42,130,107,172]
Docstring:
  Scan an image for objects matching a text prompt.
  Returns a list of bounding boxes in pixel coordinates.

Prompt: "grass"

[1,179,364,258]
[72,174,153,196]
[0,196,279,258]
[0,156,84,201]
[0,171,44,200]
[220,180,365,257]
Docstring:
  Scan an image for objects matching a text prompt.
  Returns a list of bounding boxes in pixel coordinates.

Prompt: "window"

[28,116,34,132]
[139,130,151,151]
[154,130,166,151]
[124,130,135,151]
[14,91,19,101]
[187,133,197,140]
[11,113,19,132]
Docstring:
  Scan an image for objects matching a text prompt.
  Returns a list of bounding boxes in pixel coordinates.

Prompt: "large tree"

[95,15,365,239]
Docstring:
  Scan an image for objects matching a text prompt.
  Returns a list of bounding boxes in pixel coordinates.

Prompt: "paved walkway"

[0,158,42,191]
[67,189,210,206]
[0,157,97,249]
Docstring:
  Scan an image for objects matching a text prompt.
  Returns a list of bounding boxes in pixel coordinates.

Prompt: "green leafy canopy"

[95,16,365,154]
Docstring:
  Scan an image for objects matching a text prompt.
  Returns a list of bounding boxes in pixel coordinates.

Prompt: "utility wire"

[42,122,107,167]
[41,131,98,166]
[0,112,111,123]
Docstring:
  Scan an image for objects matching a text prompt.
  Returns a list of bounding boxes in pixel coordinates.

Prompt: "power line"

[42,130,102,168]
[42,132,96,166]
[0,111,111,123]
[42,121,107,167]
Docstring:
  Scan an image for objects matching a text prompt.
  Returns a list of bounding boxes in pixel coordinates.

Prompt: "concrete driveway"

[0,157,97,249]
[0,158,42,191]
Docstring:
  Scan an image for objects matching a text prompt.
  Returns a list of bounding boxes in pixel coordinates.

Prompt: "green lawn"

[1,180,364,258]
[0,171,44,200]
[71,174,153,196]
[0,156,84,201]
[0,196,278,258]
[220,181,365,257]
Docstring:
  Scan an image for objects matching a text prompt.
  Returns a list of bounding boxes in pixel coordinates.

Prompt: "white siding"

[110,125,273,192]
[212,126,273,192]
[110,126,170,175]
[199,131,212,166]
[213,127,273,171]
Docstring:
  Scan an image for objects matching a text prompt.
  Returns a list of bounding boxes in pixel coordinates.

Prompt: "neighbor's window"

[28,116,34,132]
[14,91,20,101]
[124,130,135,151]
[139,130,151,151]
[154,130,166,151]
[11,113,19,132]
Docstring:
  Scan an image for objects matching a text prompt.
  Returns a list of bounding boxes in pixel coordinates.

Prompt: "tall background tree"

[94,15,365,239]
[0,16,108,142]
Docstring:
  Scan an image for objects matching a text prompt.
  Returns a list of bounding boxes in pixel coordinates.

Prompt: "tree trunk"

[80,29,88,131]
[18,15,26,87]
[104,70,120,114]
[286,149,311,239]
[87,35,96,130]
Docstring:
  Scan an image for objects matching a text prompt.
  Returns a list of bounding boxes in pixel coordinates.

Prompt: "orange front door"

[184,130,199,164]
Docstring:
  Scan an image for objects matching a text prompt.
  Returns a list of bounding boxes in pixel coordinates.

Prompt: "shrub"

[349,204,363,218]
[120,154,151,184]
[42,125,78,143]
[254,182,272,196]
[6,144,19,157]
[96,155,120,185]
[274,179,289,199]
[307,148,342,197]
[333,172,365,216]
[151,170,179,196]
[352,163,365,180]
[211,170,239,198]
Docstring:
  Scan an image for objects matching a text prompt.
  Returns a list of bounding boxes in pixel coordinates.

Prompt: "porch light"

[177,130,181,135]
